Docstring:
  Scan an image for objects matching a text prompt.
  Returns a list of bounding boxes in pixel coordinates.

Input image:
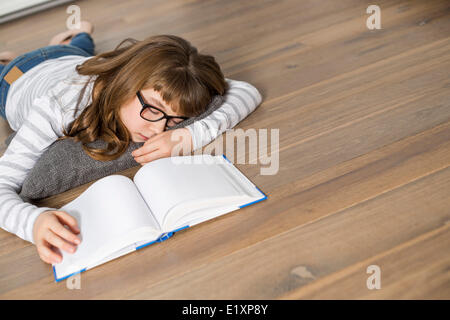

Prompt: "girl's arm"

[0,95,63,243]
[185,78,263,151]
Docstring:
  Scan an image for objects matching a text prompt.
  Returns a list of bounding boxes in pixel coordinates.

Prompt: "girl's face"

[119,88,183,142]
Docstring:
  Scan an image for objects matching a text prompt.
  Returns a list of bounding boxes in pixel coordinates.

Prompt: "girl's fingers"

[46,229,77,254]
[134,148,165,165]
[132,140,159,158]
[38,245,62,264]
[49,219,81,245]
[54,211,80,234]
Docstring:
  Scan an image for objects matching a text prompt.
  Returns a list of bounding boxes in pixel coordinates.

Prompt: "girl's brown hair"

[57,34,228,161]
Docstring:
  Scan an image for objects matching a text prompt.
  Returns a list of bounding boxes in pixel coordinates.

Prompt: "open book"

[52,154,267,282]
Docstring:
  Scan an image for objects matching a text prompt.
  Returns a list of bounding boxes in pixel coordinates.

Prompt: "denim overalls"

[0,32,95,120]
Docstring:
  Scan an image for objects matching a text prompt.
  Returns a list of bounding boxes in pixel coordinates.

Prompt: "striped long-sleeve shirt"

[0,55,262,244]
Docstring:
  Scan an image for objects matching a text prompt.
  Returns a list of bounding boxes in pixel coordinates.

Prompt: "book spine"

[135,225,190,250]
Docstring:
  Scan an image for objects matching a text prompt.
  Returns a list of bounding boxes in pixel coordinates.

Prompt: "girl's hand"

[132,128,193,165]
[32,210,81,264]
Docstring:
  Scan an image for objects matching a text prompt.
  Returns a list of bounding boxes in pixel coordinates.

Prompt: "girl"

[0,22,262,264]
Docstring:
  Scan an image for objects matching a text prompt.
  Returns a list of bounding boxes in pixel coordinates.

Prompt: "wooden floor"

[0,0,449,299]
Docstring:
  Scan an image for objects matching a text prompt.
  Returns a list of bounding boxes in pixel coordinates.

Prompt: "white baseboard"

[0,0,76,24]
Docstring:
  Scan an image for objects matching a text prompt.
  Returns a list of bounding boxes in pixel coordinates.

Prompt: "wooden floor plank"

[119,166,450,299]
[232,38,450,167]
[240,82,450,196]
[279,225,450,299]
[228,0,450,98]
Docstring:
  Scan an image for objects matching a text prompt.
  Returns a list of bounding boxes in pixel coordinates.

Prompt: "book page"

[171,204,241,229]
[133,155,249,229]
[54,175,161,277]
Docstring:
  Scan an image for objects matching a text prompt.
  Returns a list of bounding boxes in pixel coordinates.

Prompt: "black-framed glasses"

[136,91,189,129]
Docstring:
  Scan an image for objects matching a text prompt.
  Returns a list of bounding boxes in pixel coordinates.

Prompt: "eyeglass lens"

[141,107,184,127]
